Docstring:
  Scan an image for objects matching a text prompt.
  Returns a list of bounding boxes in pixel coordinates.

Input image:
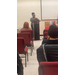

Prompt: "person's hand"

[34,17,36,19]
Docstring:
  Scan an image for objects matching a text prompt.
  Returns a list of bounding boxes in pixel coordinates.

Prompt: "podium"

[33,21,40,40]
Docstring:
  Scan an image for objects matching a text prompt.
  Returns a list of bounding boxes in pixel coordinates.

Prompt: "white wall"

[17,0,57,35]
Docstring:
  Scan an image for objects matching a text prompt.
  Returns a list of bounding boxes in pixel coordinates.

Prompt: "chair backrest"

[39,62,58,75]
[17,37,25,54]
[43,32,48,39]
[17,32,30,46]
[43,30,48,33]
[43,30,48,39]
[44,32,48,36]
[45,27,49,30]
[45,44,58,61]
[43,36,48,40]
[21,30,33,41]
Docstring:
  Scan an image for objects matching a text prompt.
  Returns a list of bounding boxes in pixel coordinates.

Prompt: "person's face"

[32,14,35,18]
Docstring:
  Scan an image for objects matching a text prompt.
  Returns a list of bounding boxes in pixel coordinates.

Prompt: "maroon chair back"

[17,32,30,46]
[21,30,33,41]
[39,62,58,75]
[43,30,48,39]
[17,37,25,54]
[44,32,48,39]
[43,30,48,33]
[44,32,48,36]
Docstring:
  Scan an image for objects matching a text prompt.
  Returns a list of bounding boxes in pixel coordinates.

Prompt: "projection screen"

[41,0,58,20]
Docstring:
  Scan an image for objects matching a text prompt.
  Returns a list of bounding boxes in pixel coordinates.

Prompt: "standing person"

[30,12,39,29]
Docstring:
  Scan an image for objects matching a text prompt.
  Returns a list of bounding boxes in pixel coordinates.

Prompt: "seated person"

[52,21,56,24]
[17,51,23,75]
[19,22,32,33]
[42,24,58,44]
[37,24,58,63]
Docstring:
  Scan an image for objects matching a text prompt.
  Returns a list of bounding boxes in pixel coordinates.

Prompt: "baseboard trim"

[40,35,43,36]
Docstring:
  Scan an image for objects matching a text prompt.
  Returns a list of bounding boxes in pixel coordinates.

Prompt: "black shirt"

[42,39,58,44]
[37,39,58,63]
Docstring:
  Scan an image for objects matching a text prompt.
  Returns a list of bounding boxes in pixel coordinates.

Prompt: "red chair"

[21,30,34,48]
[45,26,49,30]
[17,37,28,67]
[39,62,58,75]
[44,32,48,39]
[21,58,22,61]
[43,30,48,36]
[44,30,48,32]
[21,30,33,40]
[43,30,48,39]
[17,32,33,56]
[44,36,48,39]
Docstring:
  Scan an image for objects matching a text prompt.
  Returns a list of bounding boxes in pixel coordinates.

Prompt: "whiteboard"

[41,0,58,20]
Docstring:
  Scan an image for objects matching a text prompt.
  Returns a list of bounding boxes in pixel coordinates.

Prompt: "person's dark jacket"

[42,39,58,44]
[37,39,58,63]
[17,52,23,75]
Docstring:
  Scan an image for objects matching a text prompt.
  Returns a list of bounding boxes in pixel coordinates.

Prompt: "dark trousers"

[31,24,33,29]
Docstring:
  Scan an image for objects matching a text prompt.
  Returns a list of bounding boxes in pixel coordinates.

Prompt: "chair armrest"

[30,41,33,45]
[24,47,28,54]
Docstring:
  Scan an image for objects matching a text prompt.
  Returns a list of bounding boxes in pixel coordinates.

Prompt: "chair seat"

[30,41,33,45]
[24,47,28,54]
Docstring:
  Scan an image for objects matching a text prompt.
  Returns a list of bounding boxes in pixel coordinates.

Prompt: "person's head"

[54,21,55,24]
[48,24,58,39]
[52,21,56,24]
[32,12,35,18]
[23,22,29,28]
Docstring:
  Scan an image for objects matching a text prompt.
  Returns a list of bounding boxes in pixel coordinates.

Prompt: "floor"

[20,38,43,75]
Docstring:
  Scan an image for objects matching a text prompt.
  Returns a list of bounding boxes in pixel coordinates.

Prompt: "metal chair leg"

[31,46,32,56]
[27,52,28,61]
[25,54,27,67]
[32,42,34,49]
[32,46,33,54]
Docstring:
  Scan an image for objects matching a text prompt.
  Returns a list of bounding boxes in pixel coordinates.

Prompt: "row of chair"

[43,25,58,39]
[38,44,58,75]
[17,30,33,67]
[38,62,58,75]
[38,39,58,75]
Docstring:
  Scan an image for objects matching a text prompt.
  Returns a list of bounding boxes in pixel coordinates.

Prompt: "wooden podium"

[33,21,40,40]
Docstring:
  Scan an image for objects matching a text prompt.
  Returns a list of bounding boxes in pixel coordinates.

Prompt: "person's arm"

[30,18,33,22]
[36,18,40,22]
[37,45,46,63]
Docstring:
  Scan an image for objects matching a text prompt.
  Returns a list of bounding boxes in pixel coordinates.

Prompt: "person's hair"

[23,22,29,28]
[32,12,35,15]
[48,24,58,38]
